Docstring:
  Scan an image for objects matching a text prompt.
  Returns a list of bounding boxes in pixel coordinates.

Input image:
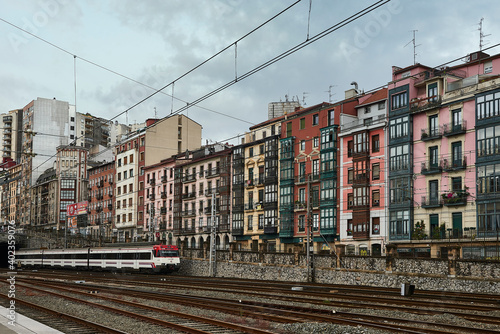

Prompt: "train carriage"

[17,245,180,273]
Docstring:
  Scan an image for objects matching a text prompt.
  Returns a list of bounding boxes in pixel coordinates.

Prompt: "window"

[347,219,353,236]
[320,179,334,201]
[477,125,500,156]
[390,176,410,204]
[130,169,134,177]
[372,135,380,152]
[298,215,305,232]
[117,172,121,181]
[354,132,368,154]
[259,144,264,155]
[347,193,353,209]
[300,140,305,151]
[389,209,410,240]
[372,190,380,207]
[451,177,462,192]
[320,207,335,230]
[347,140,353,157]
[484,61,492,74]
[258,214,264,229]
[389,116,409,139]
[300,118,306,129]
[429,114,438,136]
[364,106,371,114]
[372,163,380,180]
[321,127,335,150]
[372,217,380,234]
[313,214,319,231]
[428,82,438,102]
[451,109,462,131]
[378,102,385,110]
[348,168,354,184]
[129,154,134,163]
[313,137,319,148]
[429,146,438,168]
[391,91,408,110]
[124,171,127,179]
[286,122,292,137]
[312,114,319,126]
[124,156,128,165]
[476,92,500,120]
[247,215,253,230]
[451,141,462,168]
[312,160,319,179]
[389,144,409,171]
[249,147,253,157]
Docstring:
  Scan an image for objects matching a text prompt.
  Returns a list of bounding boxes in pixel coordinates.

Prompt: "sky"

[1,0,500,146]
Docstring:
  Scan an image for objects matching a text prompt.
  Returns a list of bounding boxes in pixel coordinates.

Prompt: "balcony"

[244,202,254,211]
[205,168,220,178]
[442,190,469,206]
[107,204,112,211]
[96,206,103,212]
[232,227,244,236]
[264,225,278,234]
[161,191,167,199]
[96,194,103,200]
[421,196,443,209]
[160,207,167,215]
[149,193,155,200]
[295,175,307,184]
[149,178,156,186]
[183,174,196,183]
[182,192,196,200]
[294,201,307,211]
[245,178,255,188]
[205,188,220,196]
[421,160,443,175]
[3,116,12,123]
[181,209,196,217]
[443,121,467,137]
[161,175,167,183]
[204,206,220,214]
[410,96,442,113]
[443,156,467,172]
[98,180,104,188]
[421,126,443,141]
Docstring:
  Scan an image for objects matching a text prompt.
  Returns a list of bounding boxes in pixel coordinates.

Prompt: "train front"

[152,245,180,273]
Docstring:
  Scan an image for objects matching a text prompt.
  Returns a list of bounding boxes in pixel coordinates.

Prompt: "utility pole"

[306,174,314,282]
[209,192,216,277]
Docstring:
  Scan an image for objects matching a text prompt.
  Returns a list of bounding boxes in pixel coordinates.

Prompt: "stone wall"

[177,246,500,294]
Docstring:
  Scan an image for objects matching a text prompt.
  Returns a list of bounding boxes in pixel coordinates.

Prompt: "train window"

[106,253,118,259]
[158,250,179,257]
[121,253,134,259]
[138,252,151,260]
[89,253,102,259]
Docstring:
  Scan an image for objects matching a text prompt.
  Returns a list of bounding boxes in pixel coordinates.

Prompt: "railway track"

[0,293,126,334]
[6,273,500,334]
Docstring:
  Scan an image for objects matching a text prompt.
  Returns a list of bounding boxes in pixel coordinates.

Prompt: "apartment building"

[173,145,232,250]
[87,161,115,241]
[339,88,387,256]
[279,102,340,253]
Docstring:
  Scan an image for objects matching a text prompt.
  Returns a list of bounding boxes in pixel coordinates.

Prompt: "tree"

[412,220,428,240]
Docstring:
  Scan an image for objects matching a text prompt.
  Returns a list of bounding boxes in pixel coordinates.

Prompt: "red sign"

[66,201,88,217]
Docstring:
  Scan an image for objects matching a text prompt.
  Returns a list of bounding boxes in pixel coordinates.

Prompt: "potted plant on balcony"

[441,186,469,204]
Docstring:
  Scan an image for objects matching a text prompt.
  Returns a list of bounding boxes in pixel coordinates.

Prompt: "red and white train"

[17,244,180,273]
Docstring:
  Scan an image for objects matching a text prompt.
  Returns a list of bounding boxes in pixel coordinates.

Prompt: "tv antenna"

[325,85,337,103]
[154,107,157,119]
[302,92,309,106]
[404,30,420,65]
[478,18,490,51]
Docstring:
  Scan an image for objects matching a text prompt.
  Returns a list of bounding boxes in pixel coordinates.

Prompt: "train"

[16,244,180,273]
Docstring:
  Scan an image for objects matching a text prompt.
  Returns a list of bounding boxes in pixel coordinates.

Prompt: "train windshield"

[155,250,179,257]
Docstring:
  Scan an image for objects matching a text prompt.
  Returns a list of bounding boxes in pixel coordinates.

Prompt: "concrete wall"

[178,246,500,294]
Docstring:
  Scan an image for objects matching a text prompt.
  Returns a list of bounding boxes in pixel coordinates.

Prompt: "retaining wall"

[178,248,500,294]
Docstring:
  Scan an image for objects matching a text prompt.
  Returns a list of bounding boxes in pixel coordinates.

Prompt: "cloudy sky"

[1,0,499,145]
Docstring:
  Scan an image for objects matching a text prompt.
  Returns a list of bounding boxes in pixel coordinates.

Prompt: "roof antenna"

[302,92,309,106]
[478,18,490,51]
[325,85,337,103]
[404,30,420,65]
